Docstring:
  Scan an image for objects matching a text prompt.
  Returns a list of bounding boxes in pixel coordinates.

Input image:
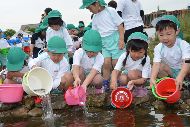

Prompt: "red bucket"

[152,78,181,103]
[111,87,133,109]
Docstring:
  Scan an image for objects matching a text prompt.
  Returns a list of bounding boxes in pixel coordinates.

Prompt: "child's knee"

[119,75,128,85]
[92,75,103,88]
[103,63,111,69]
[128,73,138,80]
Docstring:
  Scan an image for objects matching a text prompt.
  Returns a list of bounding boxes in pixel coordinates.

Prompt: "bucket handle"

[152,77,170,100]
[68,87,78,100]
[23,71,29,87]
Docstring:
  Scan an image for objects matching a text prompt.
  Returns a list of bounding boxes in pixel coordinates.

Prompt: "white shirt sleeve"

[46,28,51,43]
[92,18,98,31]
[180,40,190,60]
[153,43,162,63]
[114,52,126,71]
[53,60,69,89]
[138,1,143,10]
[116,0,124,12]
[73,48,83,66]
[28,53,47,69]
[92,53,104,73]
[110,8,124,27]
[142,56,151,78]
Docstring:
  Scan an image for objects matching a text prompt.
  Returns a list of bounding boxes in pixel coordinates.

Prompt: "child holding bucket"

[72,29,104,93]
[28,36,74,91]
[79,0,125,92]
[111,32,151,97]
[3,47,30,84]
[150,15,190,90]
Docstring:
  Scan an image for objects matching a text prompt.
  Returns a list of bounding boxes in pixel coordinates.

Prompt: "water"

[1,105,190,126]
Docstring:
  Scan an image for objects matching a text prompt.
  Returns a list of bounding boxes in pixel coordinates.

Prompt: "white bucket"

[22,67,53,96]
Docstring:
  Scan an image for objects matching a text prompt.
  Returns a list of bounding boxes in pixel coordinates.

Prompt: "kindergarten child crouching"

[72,29,104,94]
[28,36,74,91]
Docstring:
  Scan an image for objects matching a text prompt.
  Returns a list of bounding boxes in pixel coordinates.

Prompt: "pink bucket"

[65,86,86,106]
[0,84,24,103]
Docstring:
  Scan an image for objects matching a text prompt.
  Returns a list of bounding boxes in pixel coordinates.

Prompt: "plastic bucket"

[1,48,10,55]
[0,84,24,103]
[152,77,181,103]
[65,86,86,106]
[22,67,53,96]
[111,86,133,109]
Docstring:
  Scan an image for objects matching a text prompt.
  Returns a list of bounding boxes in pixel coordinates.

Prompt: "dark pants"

[124,25,144,44]
[33,47,41,58]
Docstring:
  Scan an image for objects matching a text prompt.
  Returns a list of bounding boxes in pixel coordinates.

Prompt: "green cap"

[39,16,49,30]
[83,27,91,32]
[47,36,67,53]
[125,32,150,48]
[47,10,62,18]
[78,23,84,28]
[87,22,92,28]
[35,26,47,33]
[151,15,183,39]
[67,24,76,30]
[83,29,102,52]
[75,27,81,32]
[7,47,26,71]
[79,0,107,9]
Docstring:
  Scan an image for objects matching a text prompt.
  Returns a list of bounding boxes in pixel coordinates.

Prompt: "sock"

[117,80,120,87]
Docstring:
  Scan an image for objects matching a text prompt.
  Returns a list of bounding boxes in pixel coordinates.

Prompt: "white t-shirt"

[116,0,144,30]
[46,26,73,52]
[28,52,69,89]
[153,37,190,69]
[73,48,104,73]
[92,7,124,37]
[114,52,151,78]
[16,43,22,48]
[0,38,10,49]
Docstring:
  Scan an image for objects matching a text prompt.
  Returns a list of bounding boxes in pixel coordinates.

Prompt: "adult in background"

[116,0,144,43]
[108,0,117,9]
[40,7,52,23]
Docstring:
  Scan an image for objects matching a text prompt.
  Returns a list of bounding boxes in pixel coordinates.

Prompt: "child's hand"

[175,76,183,90]
[81,84,87,93]
[118,40,125,50]
[149,78,156,88]
[31,65,38,69]
[7,71,14,79]
[127,80,135,90]
[73,78,81,87]
[111,81,118,90]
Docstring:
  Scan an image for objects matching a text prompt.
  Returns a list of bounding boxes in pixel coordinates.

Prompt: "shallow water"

[1,106,190,127]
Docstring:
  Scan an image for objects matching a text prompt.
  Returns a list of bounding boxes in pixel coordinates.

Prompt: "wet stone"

[132,95,149,105]
[186,99,190,106]
[0,103,21,112]
[11,105,29,117]
[24,98,35,110]
[179,104,189,110]
[154,101,167,110]
[27,107,44,117]
[86,93,106,107]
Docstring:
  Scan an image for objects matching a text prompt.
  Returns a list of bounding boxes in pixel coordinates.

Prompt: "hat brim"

[48,48,67,54]
[83,45,102,52]
[6,60,24,71]
[151,17,175,27]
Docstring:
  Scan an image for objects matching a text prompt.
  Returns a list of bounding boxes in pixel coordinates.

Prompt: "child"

[78,23,85,37]
[22,37,31,55]
[10,39,17,47]
[80,0,125,92]
[0,29,11,72]
[45,10,73,63]
[30,26,47,58]
[72,27,82,52]
[16,38,22,47]
[3,47,29,84]
[72,29,104,93]
[150,15,190,90]
[28,36,74,91]
[66,24,76,36]
[111,32,151,97]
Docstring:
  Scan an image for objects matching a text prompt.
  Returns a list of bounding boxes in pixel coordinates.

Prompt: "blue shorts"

[122,70,150,85]
[0,53,7,66]
[101,31,124,59]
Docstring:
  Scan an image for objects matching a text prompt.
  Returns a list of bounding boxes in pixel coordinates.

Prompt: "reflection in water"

[159,114,185,126]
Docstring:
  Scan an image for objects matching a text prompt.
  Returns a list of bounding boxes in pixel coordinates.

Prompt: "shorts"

[171,68,181,79]
[22,46,30,52]
[101,31,124,59]
[121,70,150,85]
[71,67,90,77]
[0,53,7,66]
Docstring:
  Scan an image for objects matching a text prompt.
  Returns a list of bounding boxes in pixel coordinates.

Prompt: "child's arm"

[28,53,45,69]
[6,71,24,79]
[81,68,98,92]
[111,69,120,90]
[30,44,34,56]
[127,78,147,90]
[150,62,161,88]
[72,65,81,87]
[118,23,125,50]
[176,58,190,90]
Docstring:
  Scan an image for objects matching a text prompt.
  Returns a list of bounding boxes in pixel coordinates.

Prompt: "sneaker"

[95,88,103,94]
[117,80,120,87]
[103,79,110,92]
